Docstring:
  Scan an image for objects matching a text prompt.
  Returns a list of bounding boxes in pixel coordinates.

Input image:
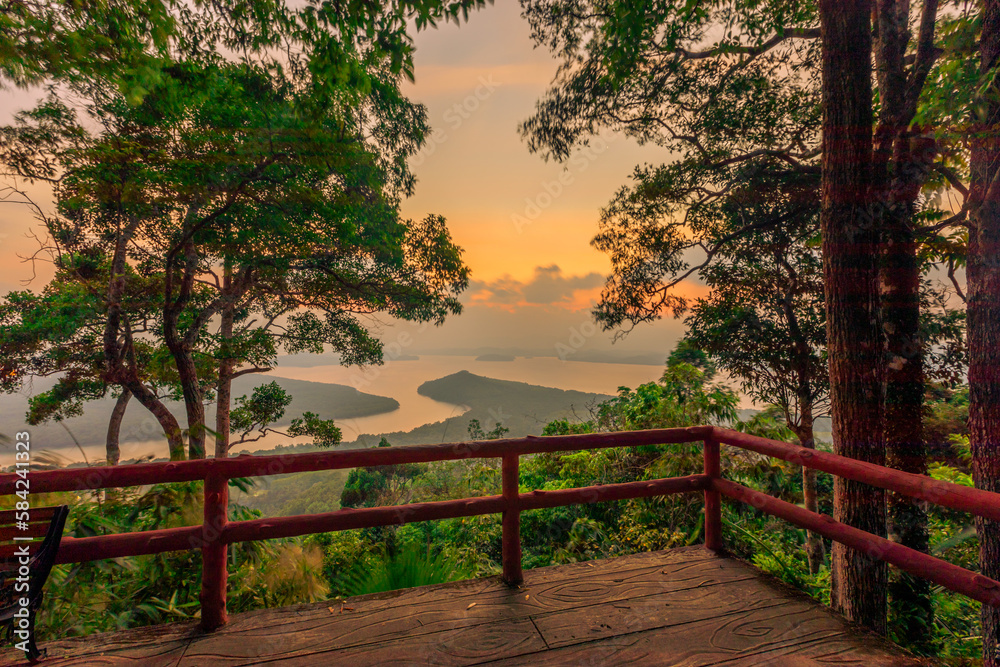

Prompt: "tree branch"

[934,162,970,199]
[672,28,820,60]
[905,0,940,119]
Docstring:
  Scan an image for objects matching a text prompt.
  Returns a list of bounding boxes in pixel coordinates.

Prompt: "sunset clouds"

[467,265,604,311]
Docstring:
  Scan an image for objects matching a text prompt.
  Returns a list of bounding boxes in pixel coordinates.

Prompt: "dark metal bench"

[0,506,69,663]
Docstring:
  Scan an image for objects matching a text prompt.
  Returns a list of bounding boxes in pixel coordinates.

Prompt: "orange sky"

[0,3,696,358]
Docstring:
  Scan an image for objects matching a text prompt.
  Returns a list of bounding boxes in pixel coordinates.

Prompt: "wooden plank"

[0,550,714,666]
[0,621,197,666]
[531,575,794,648]
[712,634,929,666]
[1,643,191,667]
[482,558,920,667]
[480,600,854,666]
[208,547,718,636]
[0,641,190,667]
[174,550,748,663]
[0,549,921,667]
[177,618,547,667]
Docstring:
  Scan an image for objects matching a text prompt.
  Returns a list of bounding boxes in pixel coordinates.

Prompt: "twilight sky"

[0,2,700,362]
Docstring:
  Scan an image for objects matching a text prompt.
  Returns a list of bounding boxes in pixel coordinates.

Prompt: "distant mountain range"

[274,348,668,368]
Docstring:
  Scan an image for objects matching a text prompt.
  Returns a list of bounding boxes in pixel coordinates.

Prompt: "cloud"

[468,265,605,311]
[522,265,604,304]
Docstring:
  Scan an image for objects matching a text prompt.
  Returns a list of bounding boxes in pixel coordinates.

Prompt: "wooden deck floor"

[1,547,930,666]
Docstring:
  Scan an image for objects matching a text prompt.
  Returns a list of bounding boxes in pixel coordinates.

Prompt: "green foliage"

[734,406,797,443]
[541,419,594,436]
[666,339,717,381]
[2,0,483,459]
[595,362,739,431]
[239,469,349,517]
[230,382,293,436]
[22,481,327,638]
[467,418,510,440]
[338,541,472,597]
[340,468,392,509]
[684,191,828,437]
[0,0,493,100]
[340,438,423,508]
[925,385,970,458]
[288,412,342,449]
[225,381,342,450]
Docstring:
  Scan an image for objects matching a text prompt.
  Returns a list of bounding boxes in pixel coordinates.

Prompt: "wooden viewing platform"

[0,547,926,666]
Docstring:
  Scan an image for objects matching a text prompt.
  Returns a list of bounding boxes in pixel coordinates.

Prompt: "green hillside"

[351,371,608,447]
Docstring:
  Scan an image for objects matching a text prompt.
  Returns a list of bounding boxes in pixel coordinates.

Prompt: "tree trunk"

[777,245,825,576]
[122,376,186,460]
[215,261,234,459]
[882,207,933,648]
[165,241,206,459]
[879,131,934,650]
[175,350,206,459]
[794,405,825,575]
[871,0,938,647]
[105,389,131,466]
[103,215,185,461]
[968,2,1000,663]
[819,0,888,634]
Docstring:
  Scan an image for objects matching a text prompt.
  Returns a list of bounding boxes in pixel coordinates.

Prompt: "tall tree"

[967,0,1000,663]
[2,58,470,462]
[869,0,951,643]
[520,0,975,635]
[817,0,888,633]
[684,170,829,574]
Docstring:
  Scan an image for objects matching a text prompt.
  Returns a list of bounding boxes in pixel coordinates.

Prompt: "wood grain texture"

[0,622,196,667]
[0,548,925,667]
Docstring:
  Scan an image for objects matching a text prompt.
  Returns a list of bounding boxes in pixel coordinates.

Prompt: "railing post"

[200,470,229,630]
[703,435,723,552]
[501,453,523,586]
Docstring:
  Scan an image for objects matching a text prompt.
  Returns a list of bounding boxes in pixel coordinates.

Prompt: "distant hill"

[348,371,609,447]
[276,353,418,367]
[274,349,665,368]
[475,353,515,362]
[0,376,398,452]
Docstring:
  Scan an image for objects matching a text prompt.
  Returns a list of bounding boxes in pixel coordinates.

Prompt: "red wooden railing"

[2,425,999,631]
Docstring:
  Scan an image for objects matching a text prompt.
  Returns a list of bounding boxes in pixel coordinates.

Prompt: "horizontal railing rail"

[713,429,1000,522]
[0,427,713,495]
[0,425,997,631]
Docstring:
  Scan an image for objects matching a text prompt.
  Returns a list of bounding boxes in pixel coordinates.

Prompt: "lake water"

[1,356,667,467]
[264,355,668,442]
